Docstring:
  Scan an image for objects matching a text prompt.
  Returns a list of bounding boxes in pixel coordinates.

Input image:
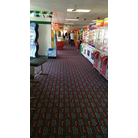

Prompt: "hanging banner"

[30,23,36,58]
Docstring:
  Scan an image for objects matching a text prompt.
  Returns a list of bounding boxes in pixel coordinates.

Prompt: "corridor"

[30,45,108,138]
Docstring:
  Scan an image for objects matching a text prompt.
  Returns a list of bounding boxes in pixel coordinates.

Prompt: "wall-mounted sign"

[30,10,53,18]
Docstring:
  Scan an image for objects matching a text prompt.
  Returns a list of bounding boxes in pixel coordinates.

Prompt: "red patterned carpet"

[30,46,108,138]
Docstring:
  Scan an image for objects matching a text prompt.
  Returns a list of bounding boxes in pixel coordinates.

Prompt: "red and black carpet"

[30,46,108,138]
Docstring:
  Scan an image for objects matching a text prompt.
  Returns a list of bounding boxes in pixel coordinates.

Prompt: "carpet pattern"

[30,46,108,138]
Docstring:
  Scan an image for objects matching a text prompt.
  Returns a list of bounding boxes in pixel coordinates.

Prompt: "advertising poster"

[30,23,36,58]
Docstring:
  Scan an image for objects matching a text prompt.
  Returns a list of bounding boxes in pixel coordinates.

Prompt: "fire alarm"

[97,17,100,19]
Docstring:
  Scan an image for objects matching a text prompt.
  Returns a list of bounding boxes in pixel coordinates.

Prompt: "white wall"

[37,24,51,56]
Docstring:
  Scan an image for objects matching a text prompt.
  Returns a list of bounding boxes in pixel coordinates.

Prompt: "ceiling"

[30,0,108,29]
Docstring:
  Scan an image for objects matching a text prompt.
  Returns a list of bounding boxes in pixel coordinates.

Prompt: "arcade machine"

[81,26,89,58]
[30,23,36,58]
[47,31,57,58]
[93,20,104,71]
[54,24,64,50]
[74,30,79,46]
[88,23,97,64]
[57,37,64,50]
[99,18,108,79]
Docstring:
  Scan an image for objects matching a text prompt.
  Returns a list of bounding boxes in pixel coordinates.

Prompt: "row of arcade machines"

[81,18,108,80]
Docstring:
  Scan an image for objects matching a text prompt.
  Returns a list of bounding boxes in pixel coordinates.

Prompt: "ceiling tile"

[100,0,108,5]
[75,13,87,16]
[39,2,53,6]
[68,3,84,9]
[84,0,103,4]
[53,0,69,2]
[30,0,38,3]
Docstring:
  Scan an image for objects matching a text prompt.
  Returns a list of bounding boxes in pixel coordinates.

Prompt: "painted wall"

[37,24,51,56]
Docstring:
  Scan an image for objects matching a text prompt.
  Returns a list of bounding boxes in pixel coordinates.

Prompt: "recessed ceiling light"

[65,19,79,21]
[67,9,91,12]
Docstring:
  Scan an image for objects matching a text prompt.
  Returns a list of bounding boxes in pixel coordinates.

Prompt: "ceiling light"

[65,19,79,21]
[67,9,90,12]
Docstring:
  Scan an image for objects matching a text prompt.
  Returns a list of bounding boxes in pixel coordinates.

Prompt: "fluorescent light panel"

[67,9,91,12]
[65,19,79,21]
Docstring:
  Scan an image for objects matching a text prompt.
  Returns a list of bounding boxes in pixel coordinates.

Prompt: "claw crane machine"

[88,23,97,64]
[81,26,89,58]
[100,17,108,79]
[93,19,104,71]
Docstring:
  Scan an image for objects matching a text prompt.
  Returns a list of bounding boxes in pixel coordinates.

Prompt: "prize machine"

[99,18,108,79]
[81,26,89,57]
[74,30,79,46]
[52,24,64,50]
[93,20,104,71]
[85,28,91,60]
[88,23,97,64]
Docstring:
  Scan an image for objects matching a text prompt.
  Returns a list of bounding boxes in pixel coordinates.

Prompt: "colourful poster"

[30,23,36,58]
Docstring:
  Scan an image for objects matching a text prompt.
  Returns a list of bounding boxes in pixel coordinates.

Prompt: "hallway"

[30,46,108,138]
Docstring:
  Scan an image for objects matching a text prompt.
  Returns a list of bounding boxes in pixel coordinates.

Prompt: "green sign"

[30,10,53,18]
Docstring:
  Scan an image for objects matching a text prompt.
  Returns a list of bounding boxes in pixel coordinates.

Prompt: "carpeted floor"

[30,45,108,138]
